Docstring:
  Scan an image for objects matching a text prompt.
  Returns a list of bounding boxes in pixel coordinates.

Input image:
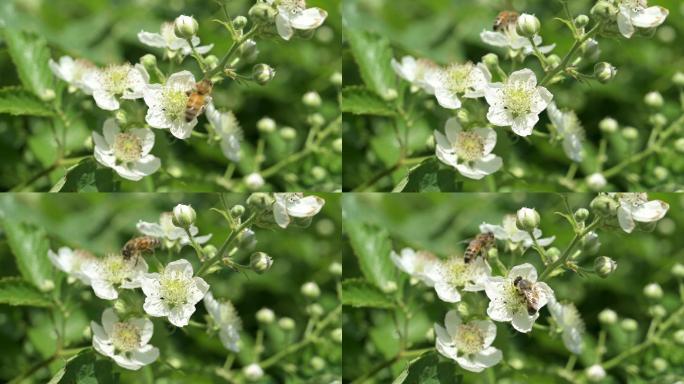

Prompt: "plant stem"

[539,219,600,280]
[204,27,260,81]
[350,348,433,384]
[196,213,256,277]
[540,22,602,86]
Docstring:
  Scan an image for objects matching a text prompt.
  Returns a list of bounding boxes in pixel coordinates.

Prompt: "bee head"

[196,79,213,95]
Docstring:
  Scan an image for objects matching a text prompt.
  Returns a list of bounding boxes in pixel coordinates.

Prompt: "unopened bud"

[246,192,274,211]
[202,245,217,259]
[652,358,667,372]
[547,54,562,68]
[230,205,245,218]
[594,256,617,278]
[141,54,157,69]
[581,232,601,255]
[330,72,342,86]
[301,282,321,298]
[643,283,663,299]
[644,91,664,108]
[671,263,684,278]
[594,62,617,83]
[172,204,196,228]
[307,303,324,317]
[329,262,342,276]
[256,308,275,324]
[599,117,618,134]
[516,13,541,37]
[673,72,684,86]
[307,113,326,127]
[244,173,265,190]
[598,308,618,325]
[174,15,198,39]
[649,304,666,318]
[591,1,618,19]
[575,14,590,28]
[516,207,540,231]
[280,127,297,141]
[250,252,273,274]
[243,363,264,381]
[302,91,322,108]
[653,166,668,181]
[649,113,667,127]
[257,117,276,133]
[253,63,276,85]
[248,3,277,23]
[546,247,561,262]
[621,318,638,331]
[278,317,295,331]
[482,53,499,68]
[590,195,618,216]
[204,55,219,69]
[333,138,343,153]
[574,208,590,221]
[233,16,248,30]
[331,328,343,343]
[586,173,607,191]
[239,40,259,61]
[675,138,684,154]
[586,364,606,382]
[674,329,684,345]
[621,127,639,141]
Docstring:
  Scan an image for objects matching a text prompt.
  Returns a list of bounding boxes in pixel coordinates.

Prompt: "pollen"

[102,255,135,285]
[103,64,131,95]
[454,324,485,355]
[113,133,143,163]
[111,322,142,352]
[446,258,472,287]
[279,0,307,11]
[454,132,485,163]
[159,273,191,307]
[503,82,534,117]
[161,87,189,121]
[445,63,474,94]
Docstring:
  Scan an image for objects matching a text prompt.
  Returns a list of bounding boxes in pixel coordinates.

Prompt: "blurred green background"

[342,0,684,191]
[0,193,341,383]
[0,0,341,192]
[342,193,684,383]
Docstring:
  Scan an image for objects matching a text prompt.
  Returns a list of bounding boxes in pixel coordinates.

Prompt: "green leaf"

[2,26,55,99]
[345,28,397,98]
[393,353,462,384]
[400,159,456,192]
[49,350,118,384]
[342,86,396,116]
[344,219,398,290]
[0,218,53,291]
[0,277,52,307]
[0,87,54,117]
[51,158,115,192]
[342,278,395,309]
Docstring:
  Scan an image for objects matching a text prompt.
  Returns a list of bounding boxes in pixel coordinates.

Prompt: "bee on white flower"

[82,254,149,300]
[390,248,440,286]
[92,119,161,181]
[91,308,159,370]
[391,56,439,94]
[434,310,502,372]
[485,69,553,137]
[481,17,555,58]
[205,103,243,162]
[547,296,584,355]
[484,263,554,333]
[426,62,491,109]
[49,56,95,94]
[204,291,242,352]
[266,0,328,41]
[273,193,325,229]
[143,71,201,139]
[547,102,585,163]
[480,214,555,252]
[424,254,492,303]
[48,247,96,284]
[612,193,669,233]
[83,63,149,111]
[616,0,669,39]
[141,259,209,327]
[434,117,503,180]
[138,22,213,59]
[136,212,212,248]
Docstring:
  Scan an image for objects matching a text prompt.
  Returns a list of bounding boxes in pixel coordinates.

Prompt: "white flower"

[617,0,668,39]
[586,173,607,191]
[245,173,265,190]
[137,212,212,247]
[390,248,440,286]
[138,22,213,58]
[204,291,242,352]
[391,56,439,94]
[267,0,328,41]
[48,247,95,284]
[548,296,584,354]
[92,119,161,181]
[434,117,503,180]
[433,310,502,373]
[91,308,159,370]
[273,193,325,228]
[143,71,200,139]
[547,102,585,162]
[424,255,491,303]
[425,62,491,109]
[586,364,606,382]
[613,193,669,233]
[485,69,553,137]
[243,363,264,380]
[480,23,554,57]
[82,254,149,300]
[49,56,95,94]
[141,259,209,327]
[206,103,243,162]
[83,63,149,111]
[484,263,554,333]
[480,214,555,251]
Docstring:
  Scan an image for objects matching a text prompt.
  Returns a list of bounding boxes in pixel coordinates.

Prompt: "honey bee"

[185,79,213,122]
[493,10,519,32]
[122,236,161,261]
[463,232,495,263]
[513,276,540,315]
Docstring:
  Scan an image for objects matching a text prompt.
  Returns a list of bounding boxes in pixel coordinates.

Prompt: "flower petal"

[631,6,668,28]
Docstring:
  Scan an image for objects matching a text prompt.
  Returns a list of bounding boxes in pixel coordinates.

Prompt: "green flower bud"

[310,357,326,371]
[599,117,618,134]
[174,15,198,39]
[547,54,562,68]
[581,232,601,255]
[301,282,321,298]
[202,244,218,259]
[591,1,618,19]
[307,113,325,127]
[332,138,343,154]
[330,72,342,86]
[248,2,277,23]
[671,263,684,278]
[383,88,398,101]
[278,317,295,331]
[250,252,273,274]
[482,53,499,68]
[644,91,664,108]
[575,14,590,28]
[546,247,561,262]
[621,127,639,141]
[279,127,297,141]
[311,166,327,181]
[516,207,540,231]
[586,364,606,382]
[233,15,248,30]
[674,329,684,345]
[140,54,157,69]
[516,13,541,37]
[653,166,668,181]
[649,304,666,318]
[594,256,617,278]
[246,192,274,211]
[204,55,219,69]
[329,262,342,276]
[331,328,343,343]
[674,138,684,154]
[598,308,618,325]
[620,318,638,332]
[574,208,590,221]
[172,204,196,228]
[306,303,324,317]
[302,91,322,108]
[649,113,667,127]
[643,283,663,299]
[238,39,259,61]
[230,205,245,218]
[673,72,684,86]
[257,117,276,133]
[253,63,276,85]
[652,358,667,372]
[487,247,499,259]
[590,195,618,216]
[256,307,275,324]
[594,62,617,83]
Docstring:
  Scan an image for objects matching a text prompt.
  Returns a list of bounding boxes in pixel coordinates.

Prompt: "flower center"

[504,281,528,313]
[454,132,484,162]
[111,322,141,352]
[103,255,134,284]
[503,82,533,117]
[279,0,306,12]
[618,193,647,208]
[113,133,143,163]
[162,87,189,121]
[621,0,646,11]
[103,65,131,95]
[445,258,472,287]
[159,273,191,307]
[454,324,484,354]
[445,63,473,93]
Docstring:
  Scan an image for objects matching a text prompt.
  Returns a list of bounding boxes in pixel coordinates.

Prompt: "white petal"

[617,9,635,38]
[189,277,209,304]
[138,31,167,48]
[486,106,513,127]
[434,281,461,303]
[509,69,536,87]
[274,202,291,228]
[511,114,539,137]
[444,117,463,143]
[434,87,462,109]
[630,200,669,223]
[531,87,553,114]
[146,107,172,129]
[511,310,538,333]
[455,163,487,180]
[112,354,143,370]
[101,308,118,334]
[455,355,486,373]
[392,56,417,82]
[143,297,168,317]
[168,304,196,327]
[130,128,155,155]
[169,119,196,140]
[617,206,635,233]
[102,119,120,147]
[275,13,294,40]
[474,127,497,155]
[480,30,509,47]
[130,344,159,365]
[475,346,503,368]
[473,154,503,176]
[142,84,163,109]
[444,310,462,337]
[509,263,538,282]
[290,8,327,30]
[167,71,196,90]
[165,259,194,278]
[473,320,497,347]
[287,196,325,217]
[140,273,161,296]
[93,90,119,111]
[91,279,118,300]
[113,164,144,181]
[434,323,451,345]
[631,6,668,28]
[133,155,161,177]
